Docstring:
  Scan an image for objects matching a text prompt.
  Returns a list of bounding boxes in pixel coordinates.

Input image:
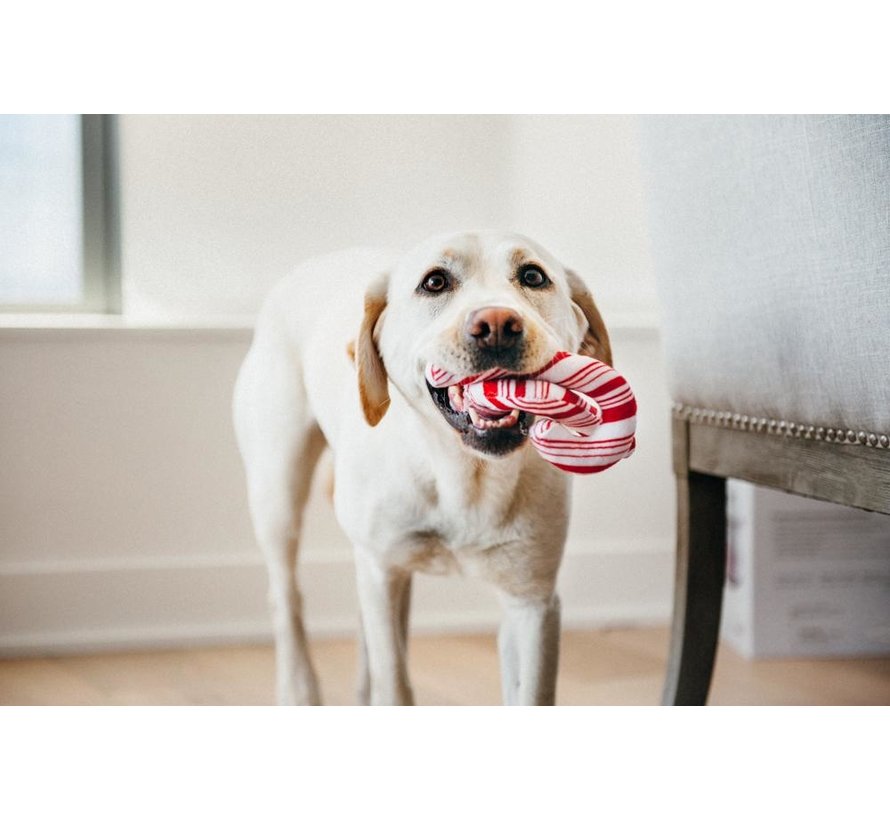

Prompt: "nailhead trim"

[672,403,890,449]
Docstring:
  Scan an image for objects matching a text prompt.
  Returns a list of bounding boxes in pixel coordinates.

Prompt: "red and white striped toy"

[426,351,637,474]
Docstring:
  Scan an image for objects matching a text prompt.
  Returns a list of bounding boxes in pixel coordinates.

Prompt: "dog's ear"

[566,269,613,367]
[354,272,391,426]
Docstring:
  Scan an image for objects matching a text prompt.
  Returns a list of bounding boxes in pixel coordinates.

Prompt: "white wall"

[506,116,659,320]
[118,115,658,322]
[0,324,672,655]
[1,116,675,655]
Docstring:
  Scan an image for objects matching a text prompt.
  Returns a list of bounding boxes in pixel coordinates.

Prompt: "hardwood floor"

[1,628,888,705]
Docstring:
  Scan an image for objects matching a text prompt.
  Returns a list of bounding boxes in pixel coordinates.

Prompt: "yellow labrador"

[233,231,611,705]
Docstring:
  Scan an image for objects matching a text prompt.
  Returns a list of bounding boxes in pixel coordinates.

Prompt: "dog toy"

[426,351,637,474]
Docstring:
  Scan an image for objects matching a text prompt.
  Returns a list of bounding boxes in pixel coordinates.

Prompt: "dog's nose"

[465,307,524,351]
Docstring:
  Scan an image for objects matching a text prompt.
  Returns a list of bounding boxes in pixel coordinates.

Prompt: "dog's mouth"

[425,381,532,457]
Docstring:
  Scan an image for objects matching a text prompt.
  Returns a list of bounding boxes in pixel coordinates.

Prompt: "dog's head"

[354,231,611,458]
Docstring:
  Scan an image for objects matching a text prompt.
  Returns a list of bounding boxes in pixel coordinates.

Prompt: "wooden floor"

[1,627,888,706]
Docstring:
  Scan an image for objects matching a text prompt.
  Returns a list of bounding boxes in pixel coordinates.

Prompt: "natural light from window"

[0,114,83,305]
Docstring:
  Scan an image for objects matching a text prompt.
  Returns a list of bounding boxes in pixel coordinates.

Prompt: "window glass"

[0,115,84,305]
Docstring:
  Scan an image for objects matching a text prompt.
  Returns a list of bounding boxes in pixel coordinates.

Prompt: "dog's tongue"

[472,403,510,420]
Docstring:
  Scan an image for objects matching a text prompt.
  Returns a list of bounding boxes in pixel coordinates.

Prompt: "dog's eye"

[419,269,452,294]
[518,264,550,288]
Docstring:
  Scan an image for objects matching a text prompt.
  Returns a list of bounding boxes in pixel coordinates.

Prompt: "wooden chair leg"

[662,469,727,705]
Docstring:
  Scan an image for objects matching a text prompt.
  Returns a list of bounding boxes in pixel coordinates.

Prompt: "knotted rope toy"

[426,351,637,474]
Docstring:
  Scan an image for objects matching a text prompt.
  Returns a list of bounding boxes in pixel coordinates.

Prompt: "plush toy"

[426,351,637,474]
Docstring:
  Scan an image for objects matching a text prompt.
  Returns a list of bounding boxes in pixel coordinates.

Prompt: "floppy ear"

[354,272,391,426]
[565,269,613,367]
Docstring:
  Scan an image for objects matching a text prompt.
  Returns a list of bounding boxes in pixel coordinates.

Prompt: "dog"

[233,230,612,705]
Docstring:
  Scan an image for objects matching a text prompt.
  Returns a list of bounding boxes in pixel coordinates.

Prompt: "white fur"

[233,231,599,705]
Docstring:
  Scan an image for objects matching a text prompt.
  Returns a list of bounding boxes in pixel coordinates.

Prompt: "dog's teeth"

[468,406,483,428]
[448,385,464,413]
[509,409,520,420]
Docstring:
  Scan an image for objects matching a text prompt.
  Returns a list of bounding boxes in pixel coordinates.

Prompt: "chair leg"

[662,469,727,705]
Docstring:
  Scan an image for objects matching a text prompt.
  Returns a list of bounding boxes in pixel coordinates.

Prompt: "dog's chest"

[336,442,568,582]
[387,519,520,576]
[383,472,537,575]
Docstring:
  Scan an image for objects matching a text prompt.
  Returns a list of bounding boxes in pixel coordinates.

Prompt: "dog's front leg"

[356,573,411,705]
[355,551,414,705]
[498,593,561,706]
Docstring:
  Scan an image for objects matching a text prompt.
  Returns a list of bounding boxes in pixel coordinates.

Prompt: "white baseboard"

[0,539,673,657]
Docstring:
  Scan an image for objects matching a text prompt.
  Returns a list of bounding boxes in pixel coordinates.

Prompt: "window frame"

[1,114,121,314]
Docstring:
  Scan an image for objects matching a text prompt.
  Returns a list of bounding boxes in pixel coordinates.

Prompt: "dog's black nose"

[465,307,524,351]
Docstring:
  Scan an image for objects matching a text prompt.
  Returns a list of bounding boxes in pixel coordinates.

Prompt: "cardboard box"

[721,480,890,658]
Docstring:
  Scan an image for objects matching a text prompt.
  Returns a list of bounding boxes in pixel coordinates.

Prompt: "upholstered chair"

[638,115,890,705]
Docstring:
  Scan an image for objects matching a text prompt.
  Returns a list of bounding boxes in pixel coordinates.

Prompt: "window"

[0,114,120,312]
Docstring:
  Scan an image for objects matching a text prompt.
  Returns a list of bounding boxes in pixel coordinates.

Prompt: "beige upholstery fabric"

[639,115,890,434]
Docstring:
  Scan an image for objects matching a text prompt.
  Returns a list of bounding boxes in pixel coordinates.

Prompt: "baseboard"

[0,540,673,657]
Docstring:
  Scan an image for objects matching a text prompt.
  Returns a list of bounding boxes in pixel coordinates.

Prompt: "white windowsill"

[0,313,256,340]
